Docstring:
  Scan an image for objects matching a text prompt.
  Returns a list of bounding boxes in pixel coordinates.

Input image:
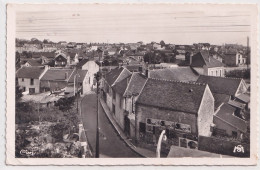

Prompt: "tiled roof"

[136,78,207,114]
[191,51,224,68]
[196,75,242,96]
[41,69,74,81]
[215,103,247,133]
[124,73,147,97]
[112,75,131,95]
[32,52,55,59]
[228,100,245,109]
[123,65,142,72]
[236,93,250,103]
[77,59,89,68]
[104,67,124,86]
[26,59,42,66]
[68,70,88,83]
[16,66,45,79]
[104,67,131,86]
[212,93,230,109]
[149,67,199,82]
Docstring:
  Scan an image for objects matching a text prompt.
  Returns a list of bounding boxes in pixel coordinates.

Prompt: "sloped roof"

[123,65,142,72]
[26,59,42,66]
[191,51,224,68]
[104,67,124,86]
[16,66,45,79]
[124,73,147,97]
[196,75,242,96]
[236,93,250,103]
[77,59,89,68]
[104,67,131,86]
[68,70,88,83]
[32,52,55,59]
[215,103,247,133]
[41,69,74,81]
[149,67,199,82]
[213,93,230,109]
[112,75,131,95]
[136,78,207,114]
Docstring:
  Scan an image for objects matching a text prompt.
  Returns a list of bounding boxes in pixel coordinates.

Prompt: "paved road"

[81,93,141,158]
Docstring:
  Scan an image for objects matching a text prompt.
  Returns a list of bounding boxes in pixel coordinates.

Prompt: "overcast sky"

[16,4,252,45]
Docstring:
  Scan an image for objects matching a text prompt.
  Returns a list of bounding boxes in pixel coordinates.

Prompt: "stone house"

[102,67,131,113]
[16,66,47,94]
[77,60,99,92]
[196,75,249,137]
[111,72,147,137]
[213,103,247,139]
[135,78,215,149]
[23,59,42,67]
[223,51,246,66]
[40,68,75,93]
[190,51,224,77]
[54,53,68,67]
[67,70,88,95]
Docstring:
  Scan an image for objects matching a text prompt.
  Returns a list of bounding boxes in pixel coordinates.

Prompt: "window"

[89,77,90,84]
[30,79,34,85]
[21,78,24,82]
[220,70,222,77]
[216,70,218,76]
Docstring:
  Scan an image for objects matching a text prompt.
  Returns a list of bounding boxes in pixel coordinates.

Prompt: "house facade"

[16,66,47,94]
[135,78,215,150]
[40,68,74,93]
[102,67,132,113]
[190,51,224,77]
[224,52,246,66]
[54,53,68,67]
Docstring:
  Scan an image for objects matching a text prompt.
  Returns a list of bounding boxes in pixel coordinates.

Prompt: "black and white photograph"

[5,3,258,165]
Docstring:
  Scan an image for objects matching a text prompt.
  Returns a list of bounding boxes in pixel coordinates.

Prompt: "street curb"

[99,98,146,158]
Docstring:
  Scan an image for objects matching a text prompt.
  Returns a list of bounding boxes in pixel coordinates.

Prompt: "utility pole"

[76,69,79,116]
[95,71,100,158]
[246,36,249,70]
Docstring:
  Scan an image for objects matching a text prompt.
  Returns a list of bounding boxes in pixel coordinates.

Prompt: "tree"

[43,39,49,44]
[160,40,166,47]
[55,96,78,135]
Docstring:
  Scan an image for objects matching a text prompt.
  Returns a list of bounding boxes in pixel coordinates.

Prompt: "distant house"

[23,59,42,67]
[16,66,47,94]
[190,51,224,77]
[211,51,224,63]
[42,43,57,52]
[67,70,88,95]
[135,78,215,148]
[102,67,131,113]
[54,53,68,67]
[153,43,164,50]
[196,75,248,110]
[31,52,56,65]
[122,72,147,137]
[77,60,99,92]
[213,103,247,139]
[149,67,199,82]
[40,68,74,93]
[223,51,246,66]
[125,51,144,62]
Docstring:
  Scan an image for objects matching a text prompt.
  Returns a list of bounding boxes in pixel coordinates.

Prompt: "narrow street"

[80,93,141,158]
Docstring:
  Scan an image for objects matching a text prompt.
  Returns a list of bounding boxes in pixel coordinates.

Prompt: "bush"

[225,69,250,79]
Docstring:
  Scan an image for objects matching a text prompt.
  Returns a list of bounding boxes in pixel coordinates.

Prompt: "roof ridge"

[148,77,206,86]
[199,75,242,80]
